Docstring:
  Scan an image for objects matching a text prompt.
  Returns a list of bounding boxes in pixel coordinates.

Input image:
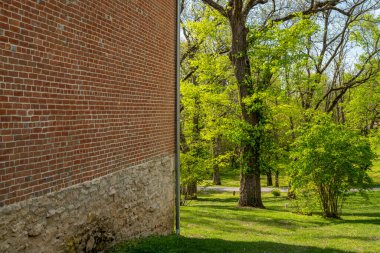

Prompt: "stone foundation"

[0,155,175,253]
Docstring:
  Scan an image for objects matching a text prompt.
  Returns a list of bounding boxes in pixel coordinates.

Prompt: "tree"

[247,17,317,188]
[180,3,239,198]
[308,5,380,117]
[200,0,353,207]
[274,2,380,199]
[289,116,374,218]
[345,75,380,135]
[179,2,202,200]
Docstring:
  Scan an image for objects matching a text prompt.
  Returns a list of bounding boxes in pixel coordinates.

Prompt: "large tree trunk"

[239,170,255,206]
[230,16,264,208]
[239,169,263,207]
[201,0,271,208]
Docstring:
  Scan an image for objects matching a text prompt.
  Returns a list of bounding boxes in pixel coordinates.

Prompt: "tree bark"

[239,145,264,207]
[212,136,222,185]
[287,182,296,199]
[238,169,264,206]
[186,86,201,200]
[266,171,273,186]
[185,181,197,200]
[213,167,222,185]
[228,8,264,208]
[275,170,279,188]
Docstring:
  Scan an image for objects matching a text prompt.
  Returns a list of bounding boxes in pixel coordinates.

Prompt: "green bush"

[289,116,374,218]
[271,189,281,197]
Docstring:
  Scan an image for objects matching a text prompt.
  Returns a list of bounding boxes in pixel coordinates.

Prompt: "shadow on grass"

[194,194,380,226]
[189,203,380,229]
[316,235,380,242]
[196,196,239,203]
[343,212,380,218]
[184,201,328,232]
[336,218,380,225]
[182,210,327,233]
[108,235,355,253]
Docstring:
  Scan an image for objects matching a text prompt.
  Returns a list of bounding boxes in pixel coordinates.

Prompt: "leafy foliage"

[180,0,380,212]
[180,5,239,194]
[289,117,375,218]
[271,189,281,197]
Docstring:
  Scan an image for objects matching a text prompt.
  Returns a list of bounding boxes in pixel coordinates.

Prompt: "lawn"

[109,191,380,253]
[203,146,380,188]
[201,168,290,188]
[369,146,380,187]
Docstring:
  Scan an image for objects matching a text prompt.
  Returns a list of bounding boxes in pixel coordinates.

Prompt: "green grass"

[201,169,289,188]
[201,168,240,188]
[109,191,380,253]
[369,147,380,187]
[202,146,380,189]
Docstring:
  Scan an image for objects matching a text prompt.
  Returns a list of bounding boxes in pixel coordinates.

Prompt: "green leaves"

[181,1,380,205]
[345,75,380,136]
[180,6,240,187]
[289,116,375,217]
[247,18,316,82]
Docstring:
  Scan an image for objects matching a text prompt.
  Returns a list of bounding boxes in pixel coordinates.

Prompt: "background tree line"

[179,0,380,218]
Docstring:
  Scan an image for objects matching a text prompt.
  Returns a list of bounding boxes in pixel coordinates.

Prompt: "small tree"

[289,116,375,218]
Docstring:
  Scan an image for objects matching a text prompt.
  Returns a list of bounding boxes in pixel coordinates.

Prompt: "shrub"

[271,189,281,197]
[289,117,374,218]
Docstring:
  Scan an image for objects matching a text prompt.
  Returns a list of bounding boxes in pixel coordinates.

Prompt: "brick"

[0,0,175,207]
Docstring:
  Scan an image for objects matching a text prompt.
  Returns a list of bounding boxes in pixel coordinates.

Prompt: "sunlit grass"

[201,168,289,188]
[109,191,380,253]
[369,147,380,187]
[202,146,380,189]
[110,147,380,252]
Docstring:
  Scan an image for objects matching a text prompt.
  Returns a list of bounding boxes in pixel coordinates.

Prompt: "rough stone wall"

[0,155,175,253]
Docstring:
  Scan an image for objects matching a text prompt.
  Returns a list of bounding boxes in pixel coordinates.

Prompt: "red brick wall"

[0,0,176,206]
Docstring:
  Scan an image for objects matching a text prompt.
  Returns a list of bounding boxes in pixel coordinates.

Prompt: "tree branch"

[201,0,227,17]
[273,0,340,23]
[181,43,201,64]
[182,66,199,82]
[315,46,380,112]
[243,0,269,17]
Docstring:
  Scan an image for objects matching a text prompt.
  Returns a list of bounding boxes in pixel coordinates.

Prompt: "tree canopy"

[179,0,380,217]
